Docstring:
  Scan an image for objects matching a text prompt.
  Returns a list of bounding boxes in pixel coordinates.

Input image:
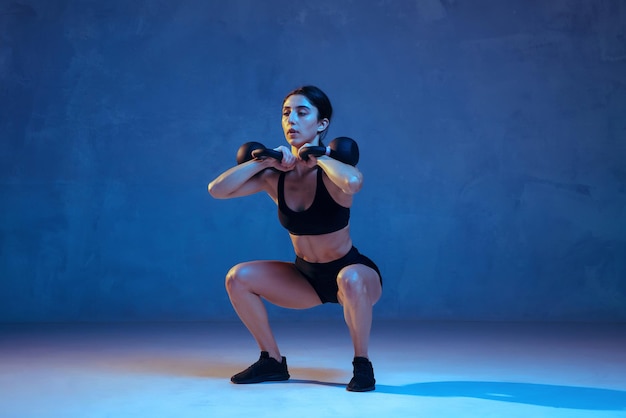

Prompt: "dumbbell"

[298,137,360,166]
[236,141,283,164]
[237,137,360,166]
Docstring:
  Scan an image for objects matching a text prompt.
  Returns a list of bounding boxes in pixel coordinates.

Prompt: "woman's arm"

[315,155,363,195]
[208,145,296,199]
[208,159,273,199]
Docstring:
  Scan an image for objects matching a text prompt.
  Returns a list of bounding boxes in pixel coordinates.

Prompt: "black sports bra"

[277,168,350,236]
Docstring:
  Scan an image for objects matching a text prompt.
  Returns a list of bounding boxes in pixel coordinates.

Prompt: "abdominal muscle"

[290,225,353,263]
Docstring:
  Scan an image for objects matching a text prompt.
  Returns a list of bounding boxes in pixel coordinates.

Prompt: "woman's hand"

[268,145,296,172]
[299,143,321,168]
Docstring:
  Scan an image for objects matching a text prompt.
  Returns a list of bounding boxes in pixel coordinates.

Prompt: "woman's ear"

[317,118,329,132]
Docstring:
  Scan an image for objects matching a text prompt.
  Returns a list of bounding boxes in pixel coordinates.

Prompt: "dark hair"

[283,85,333,143]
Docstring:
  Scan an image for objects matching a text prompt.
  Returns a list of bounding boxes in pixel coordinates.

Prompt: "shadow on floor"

[374,381,626,411]
[289,379,346,388]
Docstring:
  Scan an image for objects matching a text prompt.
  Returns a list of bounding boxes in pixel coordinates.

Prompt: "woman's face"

[282,94,327,147]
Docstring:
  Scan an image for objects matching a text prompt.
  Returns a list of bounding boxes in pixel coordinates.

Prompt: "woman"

[208,85,382,392]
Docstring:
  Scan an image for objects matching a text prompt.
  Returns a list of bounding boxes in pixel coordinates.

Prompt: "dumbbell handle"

[251,148,283,162]
[298,146,328,161]
[247,139,356,165]
[252,146,327,162]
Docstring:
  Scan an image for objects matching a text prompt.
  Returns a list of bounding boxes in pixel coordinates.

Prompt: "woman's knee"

[337,267,367,297]
[225,262,255,293]
[337,266,381,303]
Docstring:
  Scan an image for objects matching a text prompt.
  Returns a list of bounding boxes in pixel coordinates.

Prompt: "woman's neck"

[292,160,317,177]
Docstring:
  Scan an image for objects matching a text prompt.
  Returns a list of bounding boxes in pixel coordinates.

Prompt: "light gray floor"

[1,319,625,418]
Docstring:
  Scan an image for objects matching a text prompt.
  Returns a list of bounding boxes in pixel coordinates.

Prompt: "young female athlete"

[208,85,382,392]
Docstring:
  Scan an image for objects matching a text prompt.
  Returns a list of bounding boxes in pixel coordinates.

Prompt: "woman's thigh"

[228,260,323,309]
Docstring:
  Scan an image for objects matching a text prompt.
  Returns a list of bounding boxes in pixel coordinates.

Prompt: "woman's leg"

[336,264,382,359]
[225,260,322,362]
[337,264,382,391]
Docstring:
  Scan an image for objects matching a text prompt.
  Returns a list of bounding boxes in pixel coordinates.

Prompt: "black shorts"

[294,246,382,304]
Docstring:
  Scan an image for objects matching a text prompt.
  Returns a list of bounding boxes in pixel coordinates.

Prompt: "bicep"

[317,157,363,196]
[242,169,281,200]
[322,172,354,207]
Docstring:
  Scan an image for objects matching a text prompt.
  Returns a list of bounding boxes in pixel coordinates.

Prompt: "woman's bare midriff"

[290,225,353,263]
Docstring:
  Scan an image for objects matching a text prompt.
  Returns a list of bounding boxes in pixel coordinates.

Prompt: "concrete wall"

[1,0,625,322]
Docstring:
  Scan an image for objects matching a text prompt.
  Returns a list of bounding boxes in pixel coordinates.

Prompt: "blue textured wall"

[1,0,625,322]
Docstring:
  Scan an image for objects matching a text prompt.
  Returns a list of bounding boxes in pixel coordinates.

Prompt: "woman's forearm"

[208,159,271,199]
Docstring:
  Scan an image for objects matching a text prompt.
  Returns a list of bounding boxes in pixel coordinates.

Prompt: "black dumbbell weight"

[298,136,359,166]
[236,142,283,164]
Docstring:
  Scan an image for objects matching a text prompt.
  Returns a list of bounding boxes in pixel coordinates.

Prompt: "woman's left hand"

[299,143,320,168]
